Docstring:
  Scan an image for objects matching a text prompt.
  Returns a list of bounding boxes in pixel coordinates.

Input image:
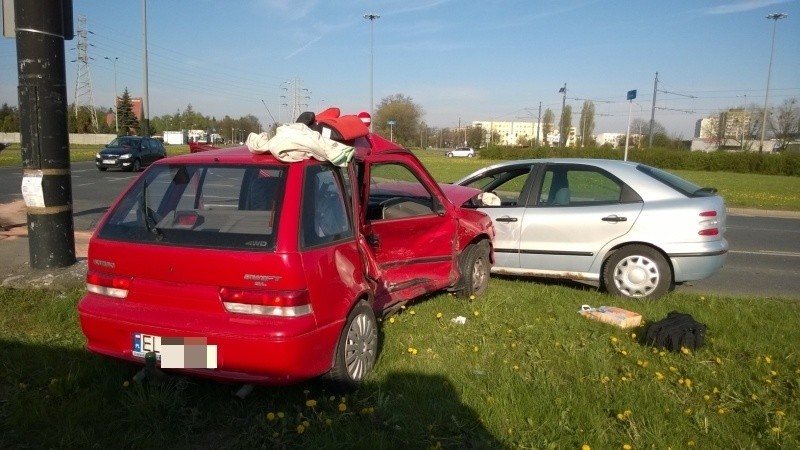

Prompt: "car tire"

[130,159,141,172]
[326,301,378,390]
[602,244,672,300]
[458,240,490,299]
[446,153,453,157]
[468,154,474,158]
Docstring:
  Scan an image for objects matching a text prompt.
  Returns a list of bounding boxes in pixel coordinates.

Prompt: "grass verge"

[1,283,797,448]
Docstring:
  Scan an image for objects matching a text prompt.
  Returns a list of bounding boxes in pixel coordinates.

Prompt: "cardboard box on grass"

[579,305,642,329]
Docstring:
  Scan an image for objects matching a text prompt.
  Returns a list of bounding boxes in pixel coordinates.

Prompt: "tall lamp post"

[104,56,119,133]
[558,83,566,147]
[759,12,788,152]
[364,13,380,130]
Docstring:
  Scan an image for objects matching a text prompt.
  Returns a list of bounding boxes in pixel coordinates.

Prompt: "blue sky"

[1,0,798,138]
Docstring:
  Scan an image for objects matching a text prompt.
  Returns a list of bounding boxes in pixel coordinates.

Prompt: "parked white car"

[446,147,475,158]
[456,158,728,300]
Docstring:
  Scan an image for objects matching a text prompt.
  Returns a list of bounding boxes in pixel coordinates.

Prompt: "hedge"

[478,146,800,177]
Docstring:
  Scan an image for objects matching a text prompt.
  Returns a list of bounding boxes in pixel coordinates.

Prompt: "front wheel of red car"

[327,301,378,390]
[458,240,490,299]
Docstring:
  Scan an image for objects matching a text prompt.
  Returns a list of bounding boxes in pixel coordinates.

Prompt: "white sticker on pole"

[21,171,46,208]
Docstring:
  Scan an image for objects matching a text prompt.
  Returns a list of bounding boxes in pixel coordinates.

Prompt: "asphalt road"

[2,162,799,299]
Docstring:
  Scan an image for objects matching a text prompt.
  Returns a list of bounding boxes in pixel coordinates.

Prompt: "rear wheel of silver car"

[327,301,378,390]
[603,244,672,300]
[458,240,490,299]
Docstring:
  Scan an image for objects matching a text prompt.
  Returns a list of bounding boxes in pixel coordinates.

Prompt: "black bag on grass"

[643,311,706,352]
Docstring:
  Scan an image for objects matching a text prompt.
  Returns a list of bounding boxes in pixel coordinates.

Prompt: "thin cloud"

[703,0,790,15]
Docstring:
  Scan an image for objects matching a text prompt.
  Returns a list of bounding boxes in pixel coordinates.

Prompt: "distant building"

[472,120,577,147]
[596,133,625,148]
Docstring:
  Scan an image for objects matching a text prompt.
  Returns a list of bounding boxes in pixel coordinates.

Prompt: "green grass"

[1,283,798,449]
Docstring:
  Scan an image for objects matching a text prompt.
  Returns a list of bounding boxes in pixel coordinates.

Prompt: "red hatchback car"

[78,113,494,387]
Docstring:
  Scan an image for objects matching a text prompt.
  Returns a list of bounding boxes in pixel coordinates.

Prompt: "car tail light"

[219,287,312,317]
[86,270,132,299]
[698,210,719,236]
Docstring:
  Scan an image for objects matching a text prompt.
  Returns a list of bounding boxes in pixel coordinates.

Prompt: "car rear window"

[636,164,717,197]
[98,164,286,250]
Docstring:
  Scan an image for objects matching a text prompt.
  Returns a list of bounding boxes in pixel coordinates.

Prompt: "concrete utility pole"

[759,13,788,152]
[648,72,658,148]
[14,0,77,269]
[558,83,566,147]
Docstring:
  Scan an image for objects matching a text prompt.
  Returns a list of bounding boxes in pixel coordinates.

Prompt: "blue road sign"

[627,90,637,101]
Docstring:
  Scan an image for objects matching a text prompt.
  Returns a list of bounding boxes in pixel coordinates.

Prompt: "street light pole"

[104,56,119,133]
[364,13,380,130]
[558,83,566,147]
[759,12,788,152]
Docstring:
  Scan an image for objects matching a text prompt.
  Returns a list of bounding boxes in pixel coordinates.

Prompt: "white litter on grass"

[451,316,467,325]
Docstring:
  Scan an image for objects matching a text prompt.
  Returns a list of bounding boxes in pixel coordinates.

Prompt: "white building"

[595,133,625,148]
[472,120,577,147]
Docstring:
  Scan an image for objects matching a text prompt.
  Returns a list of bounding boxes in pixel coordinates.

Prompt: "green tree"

[0,103,19,132]
[117,87,140,135]
[773,98,799,151]
[560,105,572,146]
[374,94,424,147]
[542,108,555,147]
[579,101,596,147]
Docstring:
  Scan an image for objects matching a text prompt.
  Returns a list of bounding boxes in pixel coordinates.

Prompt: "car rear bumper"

[667,239,729,282]
[78,293,342,384]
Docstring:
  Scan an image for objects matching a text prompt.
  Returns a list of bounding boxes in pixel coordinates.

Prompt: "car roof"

[156,132,408,166]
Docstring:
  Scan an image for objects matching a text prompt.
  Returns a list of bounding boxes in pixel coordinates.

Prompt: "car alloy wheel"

[328,301,377,389]
[458,240,490,298]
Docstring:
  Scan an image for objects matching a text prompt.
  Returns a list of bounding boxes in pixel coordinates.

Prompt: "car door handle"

[602,215,627,223]
[495,216,518,223]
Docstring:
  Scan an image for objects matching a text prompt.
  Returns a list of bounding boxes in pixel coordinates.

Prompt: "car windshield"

[636,164,716,197]
[98,164,287,250]
[108,137,138,148]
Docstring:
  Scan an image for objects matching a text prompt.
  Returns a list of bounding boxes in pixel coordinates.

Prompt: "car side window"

[301,164,353,248]
[462,167,531,207]
[366,163,436,220]
[538,166,623,207]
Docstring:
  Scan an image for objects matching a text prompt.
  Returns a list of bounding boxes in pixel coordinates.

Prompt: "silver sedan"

[456,158,728,300]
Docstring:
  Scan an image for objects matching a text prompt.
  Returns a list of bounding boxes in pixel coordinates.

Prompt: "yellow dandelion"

[685,378,693,389]
[751,394,759,401]
[659,351,667,357]
[764,356,773,364]
[277,412,285,419]
[775,410,786,417]
[681,346,691,354]
[306,399,317,408]
[616,413,626,421]
[623,445,632,450]
[669,366,678,372]
[473,310,480,317]
[630,333,637,339]
[655,371,665,381]
[770,370,777,376]
[715,357,722,364]
[409,310,416,315]
[678,378,685,385]
[338,402,347,412]
[436,312,443,319]
[621,350,628,356]
[400,305,406,310]
[296,424,305,434]
[771,426,781,434]
[684,408,692,415]
[601,376,611,384]
[610,336,618,343]
[582,444,591,450]
[513,365,519,371]
[123,380,130,388]
[473,346,479,352]
[266,412,275,421]
[717,407,727,414]
[624,410,632,417]
[325,418,332,426]
[302,420,310,427]
[703,394,711,401]
[712,387,719,394]
[389,317,395,324]
[407,347,418,355]
[688,440,695,447]
[469,295,476,301]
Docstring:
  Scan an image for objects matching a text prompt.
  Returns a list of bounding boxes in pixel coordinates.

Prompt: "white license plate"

[102,159,115,164]
[132,333,161,359]
[132,333,217,369]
